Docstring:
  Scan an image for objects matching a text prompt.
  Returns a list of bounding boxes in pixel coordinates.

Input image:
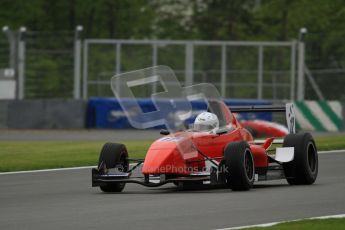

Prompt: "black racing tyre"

[282,132,318,185]
[98,142,129,192]
[223,141,255,191]
[244,126,258,138]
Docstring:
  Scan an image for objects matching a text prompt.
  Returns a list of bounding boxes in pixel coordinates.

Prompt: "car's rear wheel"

[98,143,129,192]
[223,141,255,191]
[282,132,318,185]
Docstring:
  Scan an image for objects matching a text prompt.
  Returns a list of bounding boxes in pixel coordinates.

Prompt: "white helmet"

[194,112,219,132]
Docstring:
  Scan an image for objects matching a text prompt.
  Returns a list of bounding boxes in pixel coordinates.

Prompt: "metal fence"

[83,39,298,101]
[0,31,10,69]
[24,28,83,99]
[0,27,16,99]
[2,26,344,101]
[0,26,82,100]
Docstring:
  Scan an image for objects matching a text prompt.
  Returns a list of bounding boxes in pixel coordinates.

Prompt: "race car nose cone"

[142,148,188,175]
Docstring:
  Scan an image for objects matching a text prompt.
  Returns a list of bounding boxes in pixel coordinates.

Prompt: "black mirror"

[160,129,170,135]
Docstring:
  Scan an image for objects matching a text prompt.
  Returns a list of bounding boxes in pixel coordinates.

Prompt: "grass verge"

[0,140,151,172]
[246,217,345,229]
[314,136,345,151]
[0,135,344,172]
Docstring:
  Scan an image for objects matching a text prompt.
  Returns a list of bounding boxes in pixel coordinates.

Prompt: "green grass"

[315,136,345,151]
[0,135,344,172]
[0,140,151,172]
[246,218,345,229]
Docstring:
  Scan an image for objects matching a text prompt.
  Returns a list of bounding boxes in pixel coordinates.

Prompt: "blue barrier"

[87,97,272,129]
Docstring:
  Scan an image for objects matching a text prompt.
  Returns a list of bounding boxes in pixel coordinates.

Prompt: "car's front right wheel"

[282,132,318,185]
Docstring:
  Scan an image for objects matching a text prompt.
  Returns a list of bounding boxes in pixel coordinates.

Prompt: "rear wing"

[229,103,296,134]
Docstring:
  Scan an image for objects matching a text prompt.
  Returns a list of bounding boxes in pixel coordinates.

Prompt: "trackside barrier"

[294,101,343,132]
[0,99,86,129]
[86,98,271,129]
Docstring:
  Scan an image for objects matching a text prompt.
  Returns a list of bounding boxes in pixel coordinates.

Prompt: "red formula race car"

[92,100,318,192]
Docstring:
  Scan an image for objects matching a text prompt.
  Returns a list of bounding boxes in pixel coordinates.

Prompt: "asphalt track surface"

[1,151,345,230]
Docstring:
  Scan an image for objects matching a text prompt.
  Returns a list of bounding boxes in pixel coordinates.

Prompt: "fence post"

[221,45,227,97]
[257,45,263,99]
[82,40,88,99]
[115,43,122,95]
[290,40,297,100]
[73,25,83,99]
[2,26,16,70]
[116,43,121,75]
[297,28,307,100]
[185,42,194,86]
[152,43,158,93]
[17,27,26,99]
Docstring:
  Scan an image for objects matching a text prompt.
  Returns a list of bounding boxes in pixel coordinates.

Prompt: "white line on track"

[318,149,345,154]
[0,165,95,175]
[215,213,345,230]
[0,149,344,175]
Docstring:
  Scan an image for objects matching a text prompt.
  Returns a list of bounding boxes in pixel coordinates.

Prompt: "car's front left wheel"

[98,142,129,193]
[223,141,255,191]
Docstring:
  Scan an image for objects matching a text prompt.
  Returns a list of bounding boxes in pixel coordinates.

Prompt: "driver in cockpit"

[193,112,219,133]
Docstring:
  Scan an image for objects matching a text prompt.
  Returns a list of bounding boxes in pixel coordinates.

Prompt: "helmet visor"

[194,123,216,131]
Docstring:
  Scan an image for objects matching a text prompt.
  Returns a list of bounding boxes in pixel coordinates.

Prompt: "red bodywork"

[142,101,270,176]
[240,120,288,138]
